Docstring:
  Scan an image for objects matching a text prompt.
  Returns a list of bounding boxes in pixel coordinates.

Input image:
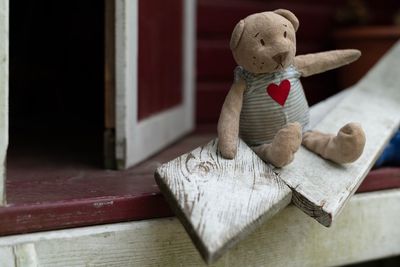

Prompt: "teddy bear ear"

[230,19,245,50]
[274,9,299,32]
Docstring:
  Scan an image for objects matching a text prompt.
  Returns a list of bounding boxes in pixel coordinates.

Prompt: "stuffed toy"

[218,9,366,167]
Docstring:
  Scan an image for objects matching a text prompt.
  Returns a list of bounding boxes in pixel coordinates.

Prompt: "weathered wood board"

[155,139,292,263]
[0,0,9,206]
[309,88,351,129]
[278,41,400,226]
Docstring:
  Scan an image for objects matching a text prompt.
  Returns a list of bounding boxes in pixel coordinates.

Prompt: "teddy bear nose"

[272,52,289,64]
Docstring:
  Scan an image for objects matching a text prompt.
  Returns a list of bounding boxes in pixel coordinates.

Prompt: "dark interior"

[8,0,105,167]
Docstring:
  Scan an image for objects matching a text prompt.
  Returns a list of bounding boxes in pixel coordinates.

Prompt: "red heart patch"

[266,79,291,106]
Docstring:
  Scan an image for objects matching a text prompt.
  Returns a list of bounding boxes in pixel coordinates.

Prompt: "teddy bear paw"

[254,122,302,167]
[280,122,303,151]
[331,122,366,163]
[302,123,366,164]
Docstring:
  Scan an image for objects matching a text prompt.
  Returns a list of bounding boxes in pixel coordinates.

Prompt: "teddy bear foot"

[302,122,366,164]
[253,122,302,167]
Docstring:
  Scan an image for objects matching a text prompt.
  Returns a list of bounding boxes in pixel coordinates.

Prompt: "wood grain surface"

[278,41,400,226]
[155,139,292,263]
[0,0,8,206]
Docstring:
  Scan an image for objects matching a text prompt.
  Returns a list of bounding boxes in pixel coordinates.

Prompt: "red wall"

[196,0,343,124]
[195,0,400,125]
[138,0,183,120]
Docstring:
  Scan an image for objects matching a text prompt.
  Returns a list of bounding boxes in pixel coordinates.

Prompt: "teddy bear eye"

[260,39,265,46]
[284,31,287,38]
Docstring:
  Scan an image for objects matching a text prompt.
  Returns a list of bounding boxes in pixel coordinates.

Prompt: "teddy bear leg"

[302,122,366,164]
[253,122,302,167]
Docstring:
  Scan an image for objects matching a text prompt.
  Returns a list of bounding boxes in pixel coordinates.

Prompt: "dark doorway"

[8,0,105,167]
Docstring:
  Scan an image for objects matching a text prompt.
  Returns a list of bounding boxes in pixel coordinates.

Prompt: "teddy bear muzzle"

[273,51,289,68]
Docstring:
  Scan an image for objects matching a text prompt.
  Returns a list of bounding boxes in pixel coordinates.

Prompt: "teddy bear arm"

[294,49,361,77]
[217,78,246,159]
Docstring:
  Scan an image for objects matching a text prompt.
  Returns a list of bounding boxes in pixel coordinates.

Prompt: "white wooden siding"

[115,0,196,169]
[0,0,9,206]
[0,189,399,266]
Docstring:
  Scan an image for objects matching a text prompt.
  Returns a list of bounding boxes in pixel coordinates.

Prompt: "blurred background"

[9,0,400,141]
[196,0,400,125]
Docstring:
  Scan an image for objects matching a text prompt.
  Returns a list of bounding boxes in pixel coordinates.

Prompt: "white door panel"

[115,0,196,169]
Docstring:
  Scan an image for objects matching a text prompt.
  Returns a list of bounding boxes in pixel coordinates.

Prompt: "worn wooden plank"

[0,189,399,266]
[278,41,400,226]
[0,0,9,206]
[309,88,351,129]
[155,139,292,263]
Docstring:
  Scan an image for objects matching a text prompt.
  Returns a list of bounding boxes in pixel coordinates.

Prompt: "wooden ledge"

[0,133,212,236]
[0,131,399,237]
[1,189,400,266]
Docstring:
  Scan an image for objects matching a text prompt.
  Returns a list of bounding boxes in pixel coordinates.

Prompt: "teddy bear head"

[230,9,299,74]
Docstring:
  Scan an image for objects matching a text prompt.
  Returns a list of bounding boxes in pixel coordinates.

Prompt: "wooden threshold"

[1,189,400,266]
[1,132,211,236]
[0,129,399,237]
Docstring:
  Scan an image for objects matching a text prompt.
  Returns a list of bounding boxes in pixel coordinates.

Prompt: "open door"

[0,0,8,205]
[113,0,196,169]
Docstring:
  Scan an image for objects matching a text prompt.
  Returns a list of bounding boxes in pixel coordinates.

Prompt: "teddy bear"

[218,9,366,167]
